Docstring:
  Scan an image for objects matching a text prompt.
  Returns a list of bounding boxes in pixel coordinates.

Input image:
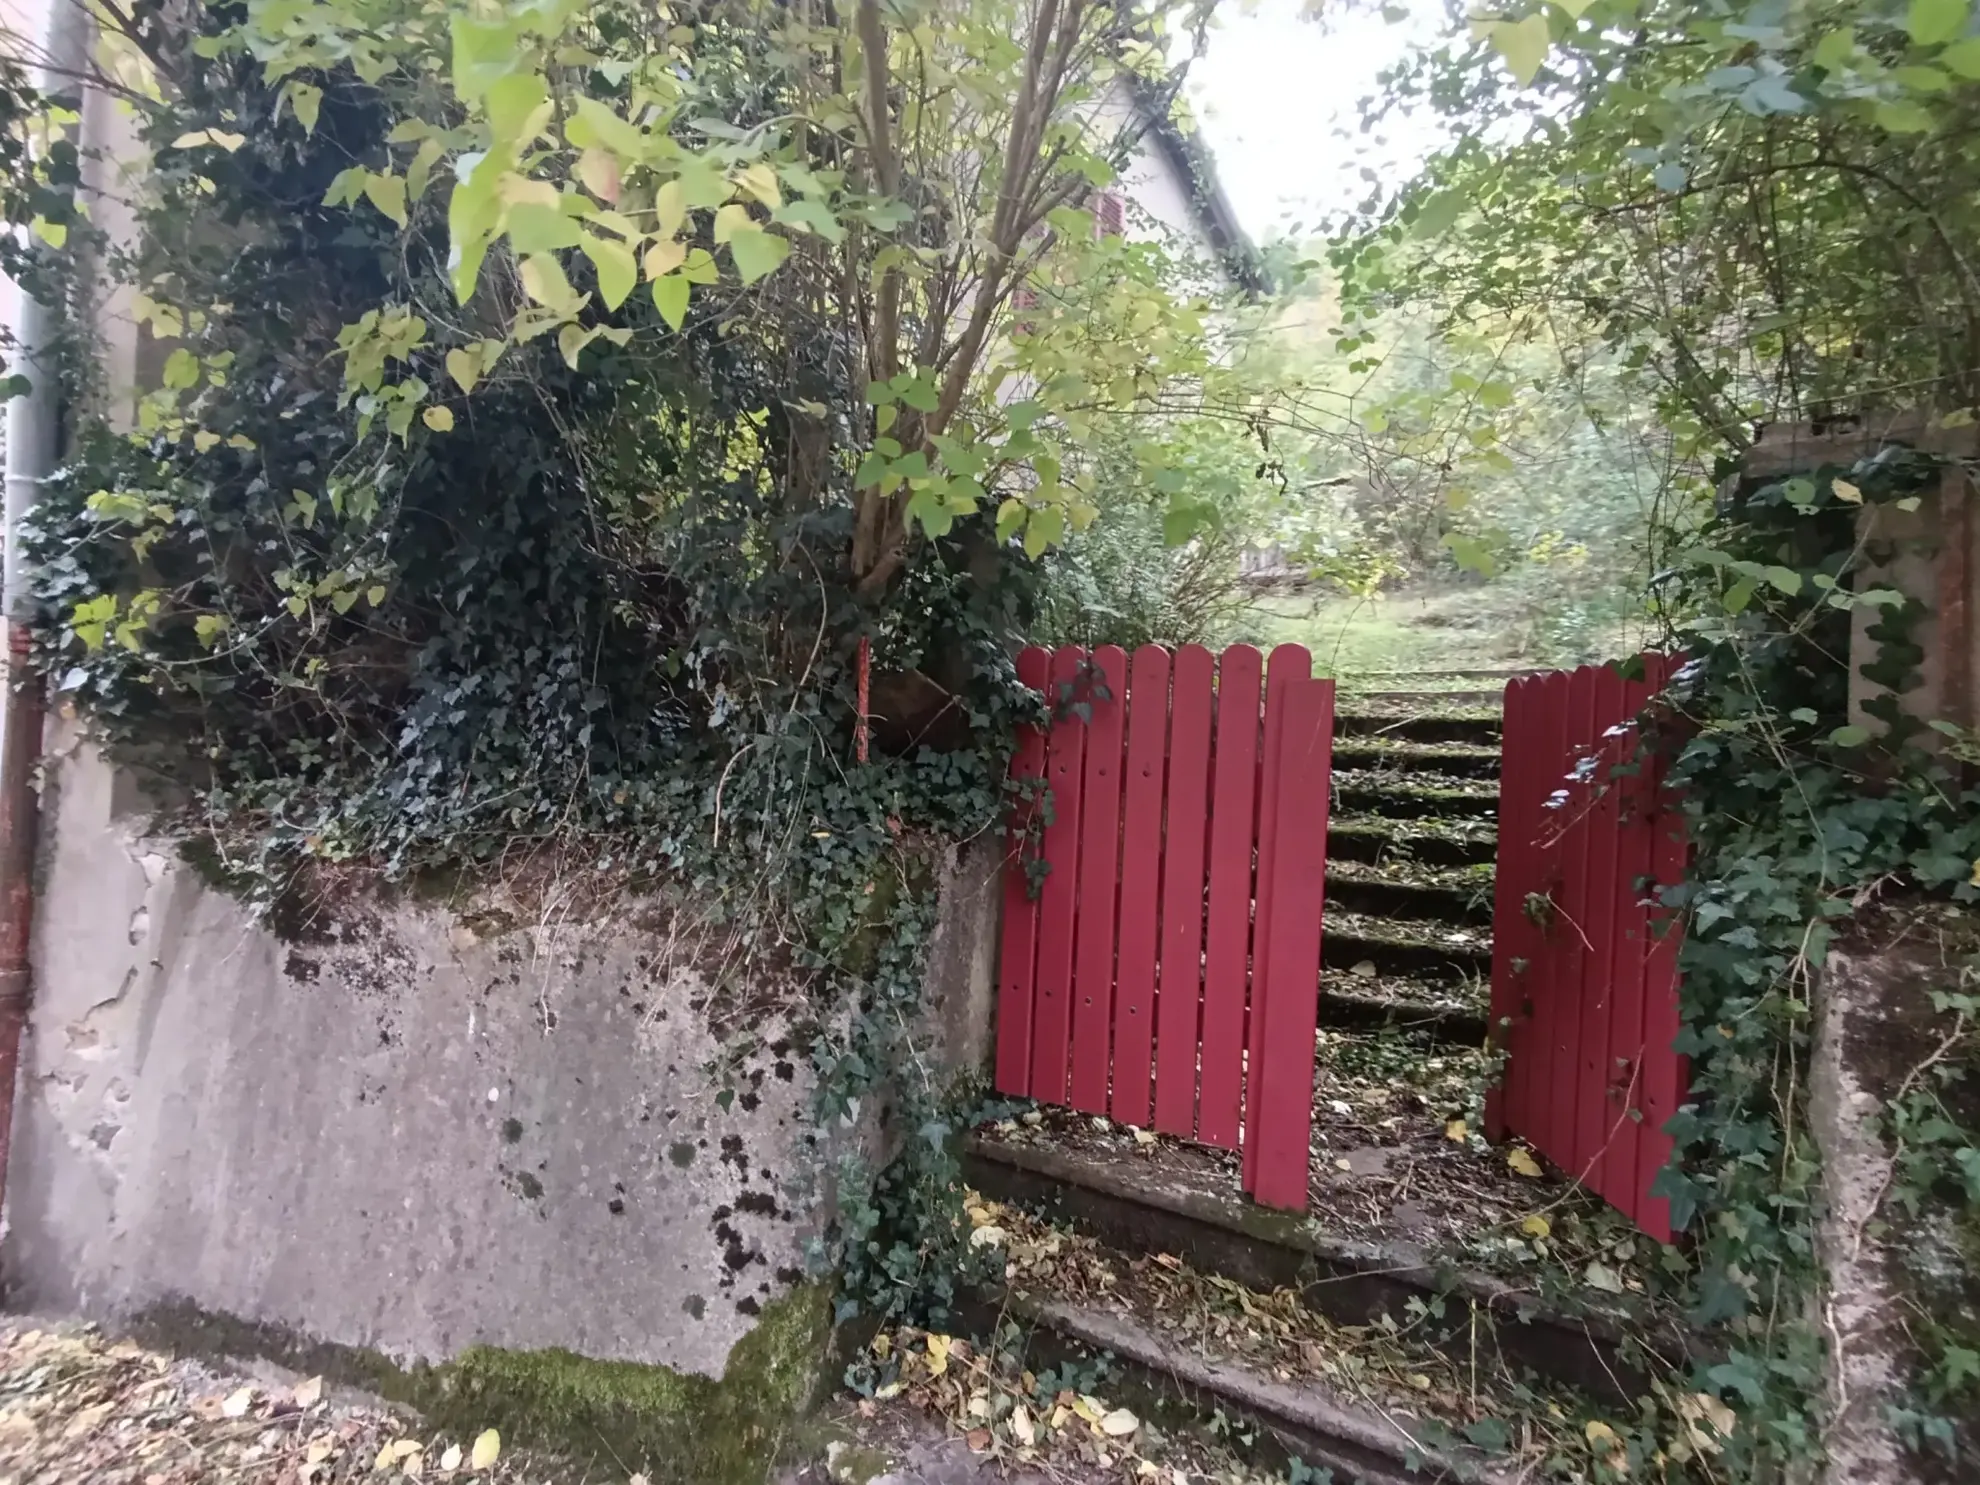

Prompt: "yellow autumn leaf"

[1445,1118,1468,1143]
[643,239,687,281]
[439,1442,462,1471]
[925,1333,952,1376]
[1009,1402,1037,1446]
[1098,1407,1140,1437]
[1832,479,1862,503]
[422,406,455,432]
[469,1429,500,1469]
[1969,858,1980,887]
[193,430,222,454]
[1521,1214,1552,1239]
[1508,1147,1543,1178]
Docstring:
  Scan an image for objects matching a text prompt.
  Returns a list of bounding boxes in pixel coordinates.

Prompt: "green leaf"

[484,72,549,145]
[652,273,690,331]
[727,228,790,285]
[557,322,599,370]
[286,82,322,135]
[519,252,582,313]
[363,172,408,227]
[1491,14,1551,87]
[772,198,846,244]
[1907,0,1968,47]
[1944,37,1980,76]
[679,248,719,285]
[1023,506,1065,558]
[712,202,755,244]
[580,232,638,310]
[445,347,481,394]
[162,348,200,390]
[895,375,940,413]
[1763,566,1802,595]
[1410,188,1465,239]
[1875,100,1936,133]
[506,202,582,253]
[1829,724,1872,748]
[566,96,648,161]
[1813,27,1857,71]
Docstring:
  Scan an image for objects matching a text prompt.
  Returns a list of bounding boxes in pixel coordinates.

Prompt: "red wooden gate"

[1486,654,1687,1241]
[994,643,1336,1210]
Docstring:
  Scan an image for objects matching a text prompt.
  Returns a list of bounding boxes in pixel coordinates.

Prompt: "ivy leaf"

[1491,14,1551,87]
[580,232,638,310]
[1907,0,1968,47]
[652,273,690,331]
[727,228,790,285]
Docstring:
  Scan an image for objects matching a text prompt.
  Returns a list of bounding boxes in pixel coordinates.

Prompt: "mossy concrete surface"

[136,1282,834,1485]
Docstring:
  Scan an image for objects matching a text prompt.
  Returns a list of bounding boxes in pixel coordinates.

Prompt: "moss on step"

[132,1282,833,1485]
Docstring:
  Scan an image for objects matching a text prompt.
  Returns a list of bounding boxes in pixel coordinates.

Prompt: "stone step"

[1335,710,1501,746]
[1329,738,1501,781]
[1333,776,1500,822]
[1328,816,1496,868]
[962,1135,1664,1418]
[1319,990,1488,1046]
[1327,863,1494,928]
[997,1292,1513,1485]
[1341,688,1506,708]
[1323,918,1492,983]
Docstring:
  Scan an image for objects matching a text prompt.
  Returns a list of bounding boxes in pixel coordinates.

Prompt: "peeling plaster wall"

[4,733,823,1378]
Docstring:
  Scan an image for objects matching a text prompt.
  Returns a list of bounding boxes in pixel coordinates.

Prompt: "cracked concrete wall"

[3,734,826,1377]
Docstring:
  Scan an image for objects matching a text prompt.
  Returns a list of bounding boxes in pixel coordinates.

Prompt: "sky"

[1183,0,1458,242]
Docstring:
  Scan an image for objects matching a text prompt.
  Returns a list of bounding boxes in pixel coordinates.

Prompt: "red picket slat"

[1110,645,1172,1126]
[1246,678,1334,1209]
[1515,670,1571,1157]
[993,646,1052,1095]
[1153,644,1215,1138]
[1486,675,1534,1141]
[1028,646,1088,1104]
[1602,665,1658,1219]
[1574,664,1627,1192]
[1541,666,1597,1175]
[1243,644,1311,1189]
[1069,645,1129,1113]
[1639,659,1687,1243]
[1198,644,1263,1149]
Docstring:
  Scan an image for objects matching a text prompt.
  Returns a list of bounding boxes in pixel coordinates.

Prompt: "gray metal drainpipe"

[0,0,95,1228]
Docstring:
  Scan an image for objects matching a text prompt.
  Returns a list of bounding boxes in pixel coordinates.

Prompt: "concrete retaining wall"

[3,735,827,1379]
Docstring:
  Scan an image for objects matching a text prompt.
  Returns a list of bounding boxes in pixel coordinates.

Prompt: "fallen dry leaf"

[440,1441,463,1471]
[469,1428,501,1469]
[1098,1407,1139,1437]
[293,1375,324,1409]
[965,1428,993,1451]
[1445,1118,1468,1143]
[220,1386,254,1419]
[1009,1402,1037,1446]
[1521,1214,1551,1239]
[1507,1147,1543,1178]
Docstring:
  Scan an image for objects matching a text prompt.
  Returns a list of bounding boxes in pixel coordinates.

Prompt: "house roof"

[1127,76,1269,296]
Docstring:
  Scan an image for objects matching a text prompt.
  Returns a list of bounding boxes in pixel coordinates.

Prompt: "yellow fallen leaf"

[403,1450,425,1480]
[1010,1402,1037,1446]
[1586,1418,1629,1471]
[439,1442,462,1471]
[220,1386,254,1418]
[1508,1147,1543,1178]
[1407,1372,1431,1389]
[292,1376,323,1408]
[1832,479,1862,503]
[871,1332,893,1359]
[1072,1394,1106,1425]
[1099,1407,1140,1437]
[469,1429,500,1469]
[874,1381,904,1400]
[1521,1214,1551,1239]
[1970,858,1980,888]
[1445,1118,1468,1143]
[968,1224,1006,1249]
[926,1333,952,1376]
[306,1437,336,1464]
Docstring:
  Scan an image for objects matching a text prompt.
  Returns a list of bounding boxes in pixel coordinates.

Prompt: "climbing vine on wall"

[1653,450,1980,1478]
